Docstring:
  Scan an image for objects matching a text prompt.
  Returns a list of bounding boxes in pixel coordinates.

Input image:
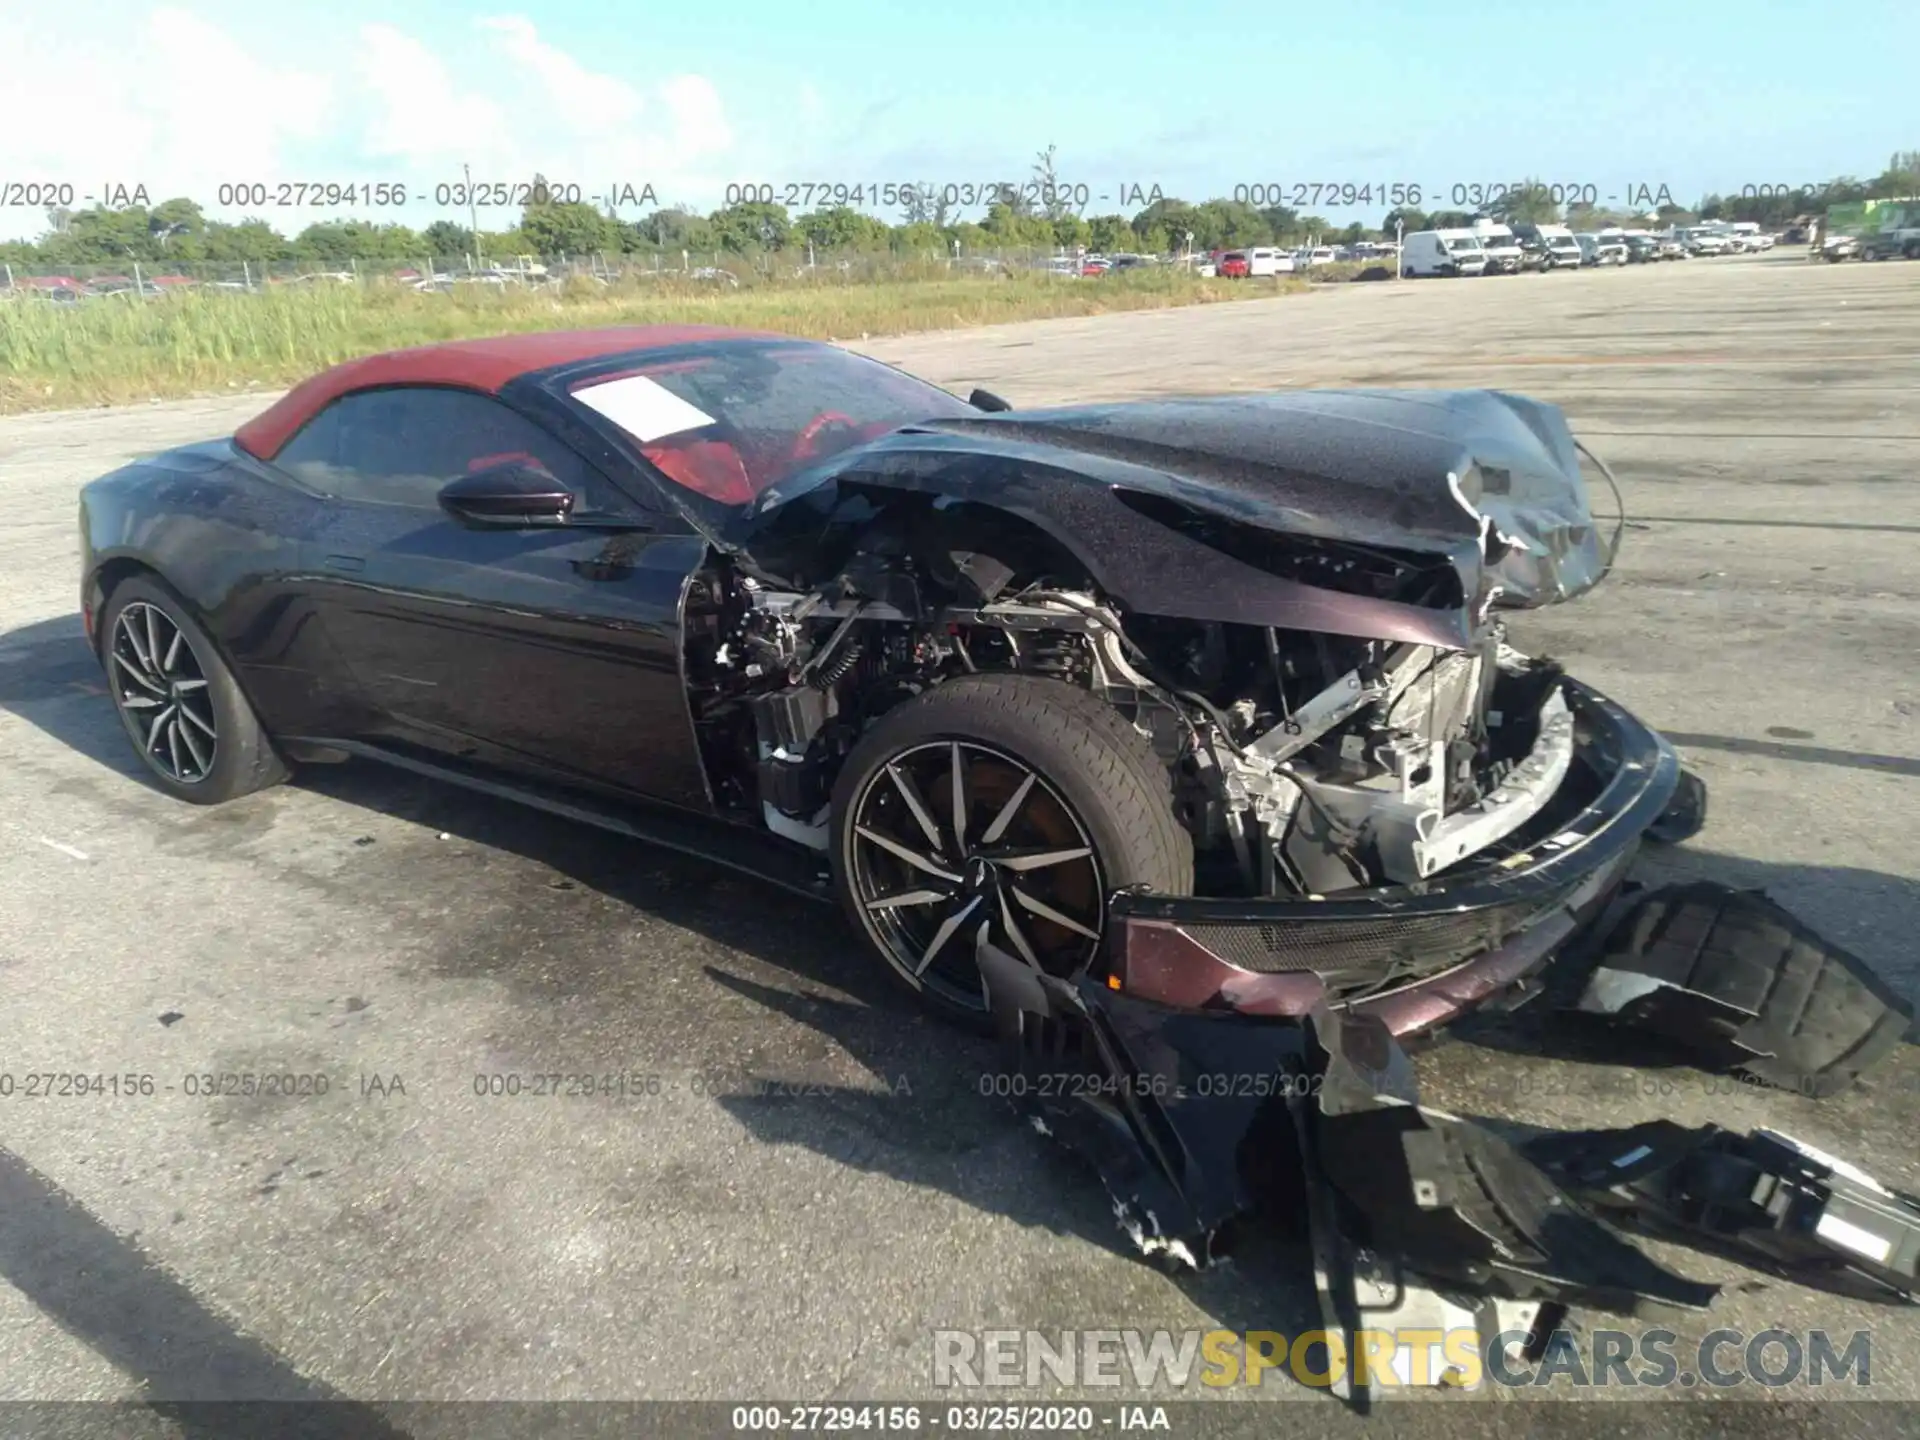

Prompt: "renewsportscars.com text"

[933,1327,1874,1391]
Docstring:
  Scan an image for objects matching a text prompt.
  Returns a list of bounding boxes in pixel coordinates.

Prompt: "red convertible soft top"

[232,325,780,461]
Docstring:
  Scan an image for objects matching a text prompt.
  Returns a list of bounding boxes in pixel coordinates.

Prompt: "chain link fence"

[0,245,1164,296]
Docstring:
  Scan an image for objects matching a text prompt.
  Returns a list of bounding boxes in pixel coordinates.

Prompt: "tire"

[98,574,289,804]
[830,673,1193,1028]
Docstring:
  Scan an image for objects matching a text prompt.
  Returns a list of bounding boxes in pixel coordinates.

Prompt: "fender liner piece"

[1573,882,1913,1096]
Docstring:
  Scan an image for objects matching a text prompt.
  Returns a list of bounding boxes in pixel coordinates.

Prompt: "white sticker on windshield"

[573,375,717,443]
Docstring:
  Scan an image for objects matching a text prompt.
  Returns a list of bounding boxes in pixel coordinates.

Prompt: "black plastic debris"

[1298,1008,1719,1320]
[1643,767,1708,844]
[1523,1121,1920,1305]
[979,937,1311,1267]
[1573,882,1912,1096]
[980,925,1918,1405]
[980,938,1722,1403]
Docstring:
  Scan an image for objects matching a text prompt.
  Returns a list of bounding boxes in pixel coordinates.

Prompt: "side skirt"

[293,738,834,903]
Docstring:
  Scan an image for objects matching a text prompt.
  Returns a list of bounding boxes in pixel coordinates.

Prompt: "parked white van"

[1245,246,1295,275]
[1402,229,1488,277]
[1471,221,1524,273]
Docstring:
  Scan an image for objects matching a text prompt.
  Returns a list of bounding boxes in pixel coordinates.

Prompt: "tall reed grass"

[0,268,1302,412]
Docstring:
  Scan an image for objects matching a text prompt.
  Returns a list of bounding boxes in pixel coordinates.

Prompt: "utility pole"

[464,162,480,272]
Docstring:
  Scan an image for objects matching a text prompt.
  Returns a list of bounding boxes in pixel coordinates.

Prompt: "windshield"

[1444,236,1482,251]
[1548,234,1580,249]
[568,341,977,508]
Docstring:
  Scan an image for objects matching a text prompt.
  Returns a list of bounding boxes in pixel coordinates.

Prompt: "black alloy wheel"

[845,739,1104,1015]
[98,575,289,804]
[108,600,218,785]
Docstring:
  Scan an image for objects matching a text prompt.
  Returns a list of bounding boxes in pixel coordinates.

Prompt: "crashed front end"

[721,388,1672,1026]
[943,391,1920,1403]
[1000,389,1673,1032]
[1121,672,1674,1029]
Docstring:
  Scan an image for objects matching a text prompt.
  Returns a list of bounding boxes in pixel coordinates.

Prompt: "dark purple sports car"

[79,325,1678,1033]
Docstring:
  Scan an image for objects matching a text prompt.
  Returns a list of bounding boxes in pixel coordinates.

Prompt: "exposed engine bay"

[682,493,1584,900]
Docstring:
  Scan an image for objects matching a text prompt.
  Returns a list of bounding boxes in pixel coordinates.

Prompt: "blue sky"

[0,0,1910,240]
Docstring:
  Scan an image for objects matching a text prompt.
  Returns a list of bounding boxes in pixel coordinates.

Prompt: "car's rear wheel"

[830,673,1193,1028]
[100,575,289,804]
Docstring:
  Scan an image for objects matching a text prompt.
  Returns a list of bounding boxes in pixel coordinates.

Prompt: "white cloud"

[355,15,734,195]
[0,5,331,236]
[0,6,740,240]
[355,23,513,167]
[476,16,645,134]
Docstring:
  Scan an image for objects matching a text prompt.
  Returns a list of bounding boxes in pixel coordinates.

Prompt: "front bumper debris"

[1108,678,1678,1034]
[979,869,1915,1405]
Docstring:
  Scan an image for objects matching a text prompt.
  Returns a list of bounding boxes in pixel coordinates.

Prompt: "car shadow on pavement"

[0,1147,410,1437]
[0,613,156,784]
[278,761,1334,1356]
[294,753,1332,1351]
[695,967,1329,1348]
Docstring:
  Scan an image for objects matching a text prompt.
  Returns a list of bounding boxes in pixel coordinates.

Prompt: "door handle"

[324,554,366,573]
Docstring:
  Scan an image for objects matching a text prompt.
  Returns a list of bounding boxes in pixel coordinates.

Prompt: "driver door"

[281,385,713,811]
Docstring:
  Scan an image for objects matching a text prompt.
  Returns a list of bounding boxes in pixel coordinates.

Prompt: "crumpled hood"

[911,389,1609,608]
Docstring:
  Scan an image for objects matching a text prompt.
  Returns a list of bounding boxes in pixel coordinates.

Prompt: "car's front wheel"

[100,575,289,804]
[830,673,1193,1027]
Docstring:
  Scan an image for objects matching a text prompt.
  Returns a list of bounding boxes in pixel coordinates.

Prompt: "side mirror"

[968,388,1012,413]
[439,463,575,527]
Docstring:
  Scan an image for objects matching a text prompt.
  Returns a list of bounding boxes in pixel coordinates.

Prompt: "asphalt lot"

[2,252,1916,1436]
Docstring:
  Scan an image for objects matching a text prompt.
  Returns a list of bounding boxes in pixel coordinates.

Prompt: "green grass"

[0,268,1312,413]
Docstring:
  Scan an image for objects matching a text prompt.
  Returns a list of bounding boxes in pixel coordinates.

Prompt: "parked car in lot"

[1576,234,1628,266]
[1514,223,1583,269]
[1244,246,1294,275]
[1401,229,1488,277]
[1724,223,1774,251]
[1471,224,1525,274]
[1216,251,1252,278]
[1679,228,1729,256]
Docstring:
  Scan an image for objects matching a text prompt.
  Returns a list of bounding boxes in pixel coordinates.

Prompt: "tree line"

[6,150,1914,270]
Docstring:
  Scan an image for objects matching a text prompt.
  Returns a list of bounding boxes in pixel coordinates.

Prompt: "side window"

[276,387,624,512]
